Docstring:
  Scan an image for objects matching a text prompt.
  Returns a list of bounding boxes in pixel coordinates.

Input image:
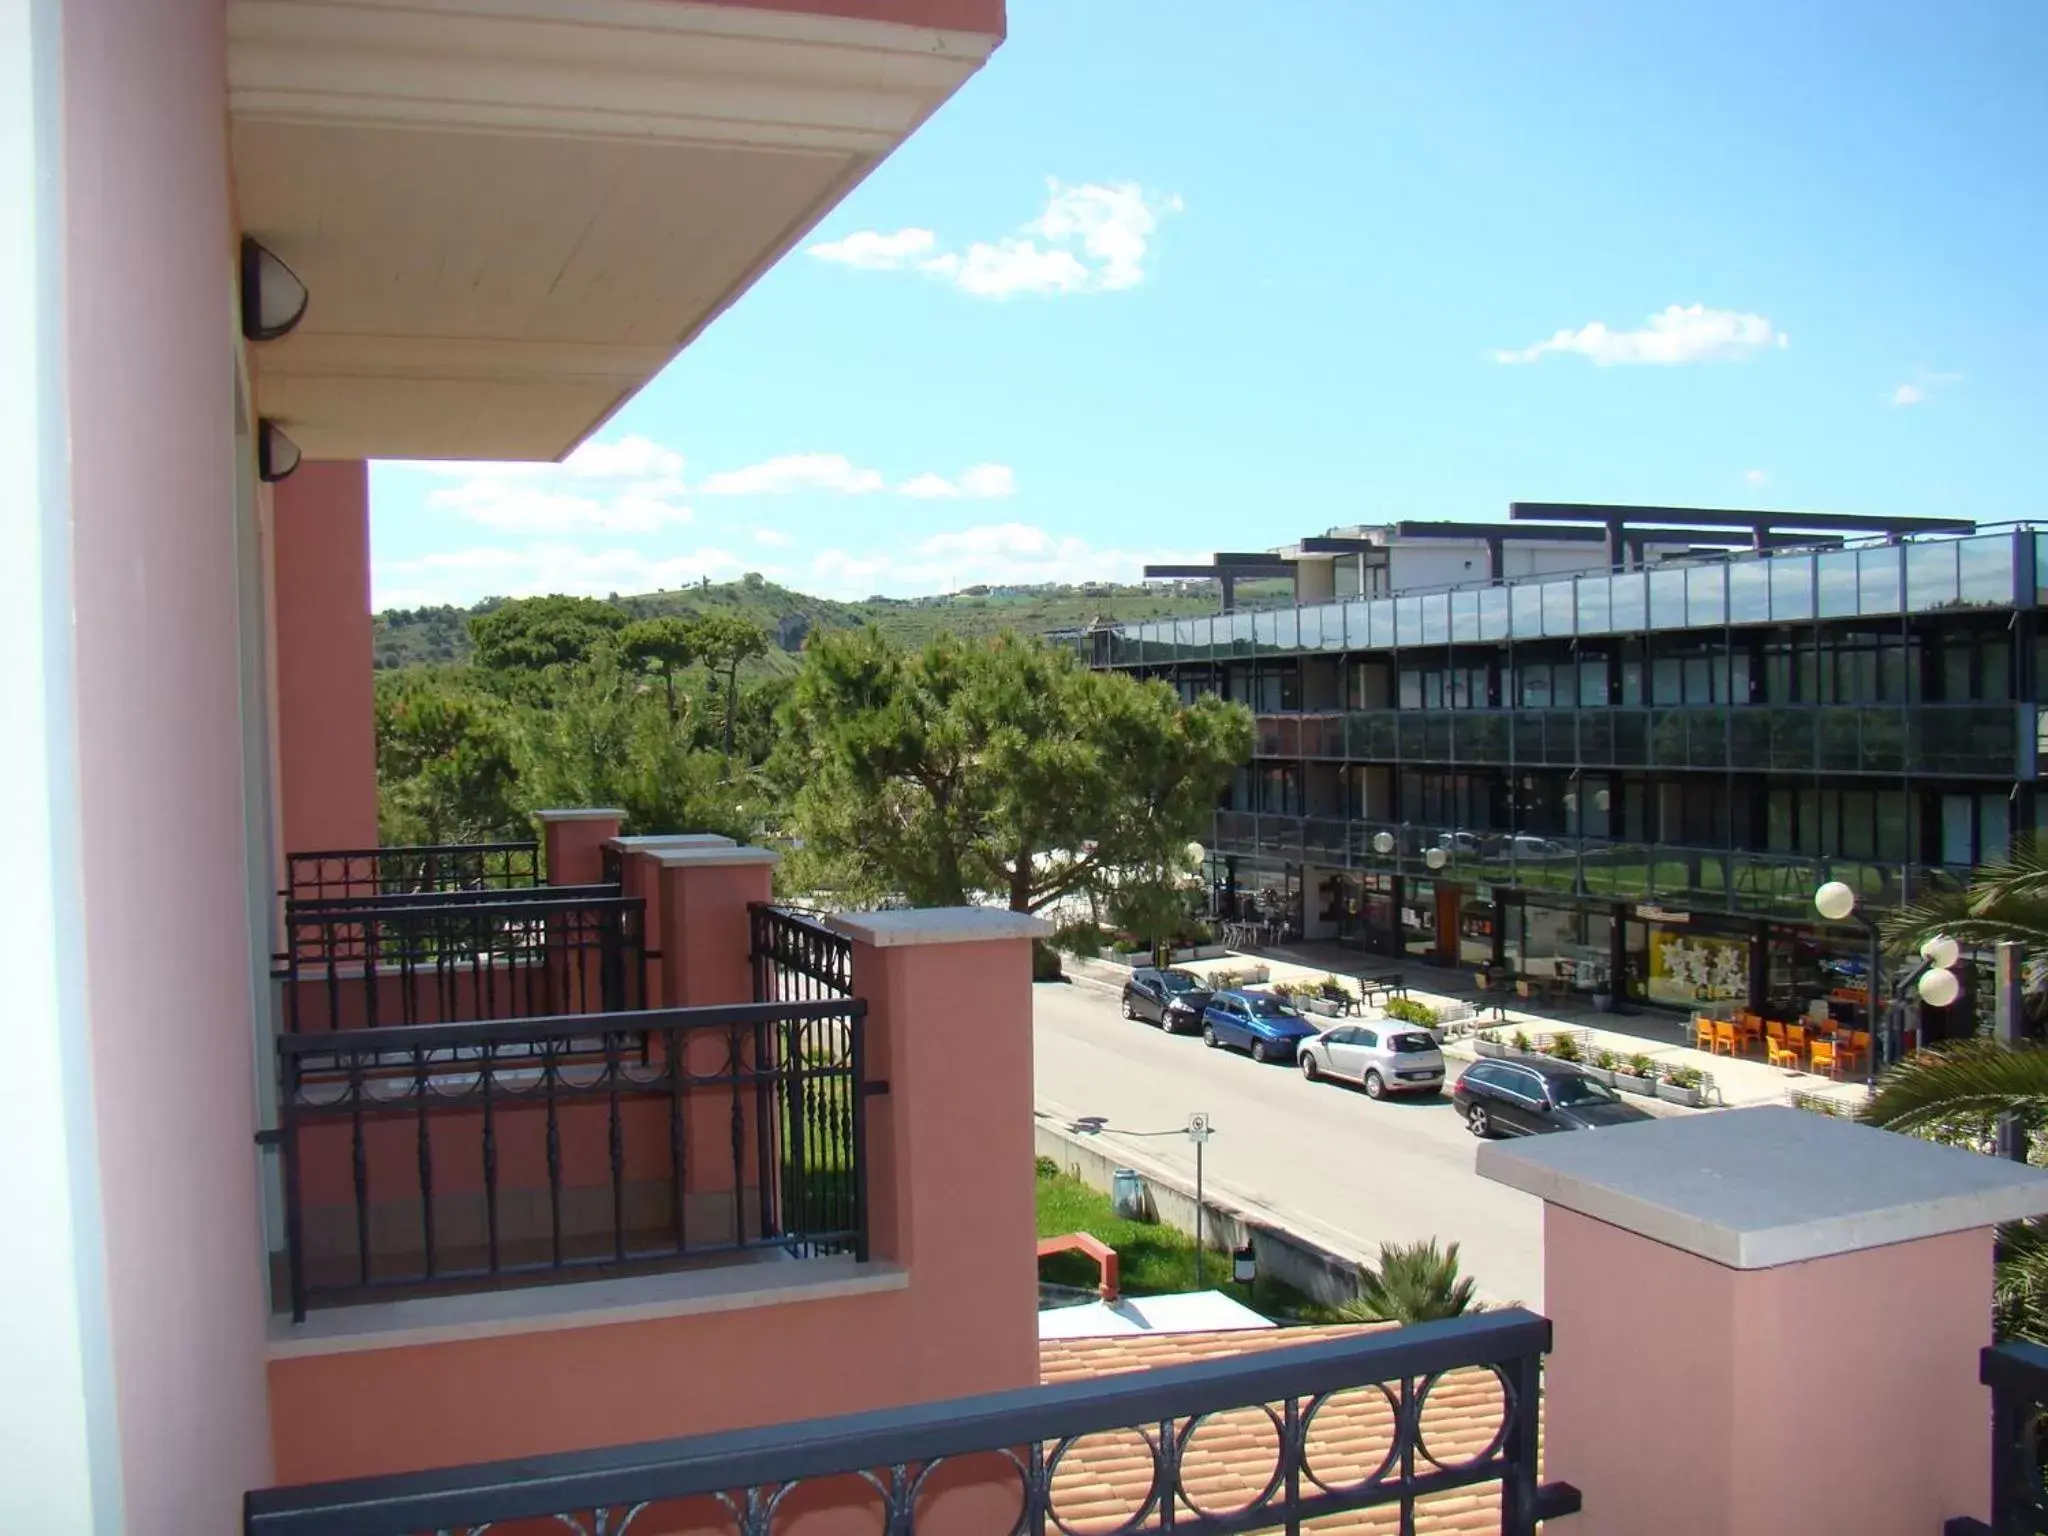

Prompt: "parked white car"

[1297,1023,1446,1099]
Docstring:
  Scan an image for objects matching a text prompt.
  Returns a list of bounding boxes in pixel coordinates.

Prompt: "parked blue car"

[1200,989,1320,1063]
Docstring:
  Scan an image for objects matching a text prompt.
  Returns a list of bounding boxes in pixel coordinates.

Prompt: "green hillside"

[371,573,1286,671]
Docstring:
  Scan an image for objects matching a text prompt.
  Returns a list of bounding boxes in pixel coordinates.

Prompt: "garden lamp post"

[1814,880,1884,1086]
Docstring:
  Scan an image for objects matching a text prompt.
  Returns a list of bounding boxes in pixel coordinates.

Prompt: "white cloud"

[895,463,1018,499]
[697,453,888,497]
[1892,371,1960,407]
[1744,469,1770,487]
[805,228,937,269]
[374,543,747,608]
[407,434,692,534]
[807,179,1182,299]
[1494,304,1790,366]
[754,528,793,547]
[698,454,1018,499]
[805,521,1196,599]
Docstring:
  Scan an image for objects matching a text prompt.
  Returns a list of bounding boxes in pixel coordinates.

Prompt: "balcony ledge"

[268,1254,906,1359]
[1478,1104,2048,1269]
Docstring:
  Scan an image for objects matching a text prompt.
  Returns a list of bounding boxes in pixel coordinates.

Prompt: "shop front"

[1501,897,1616,999]
[1643,916,1753,1012]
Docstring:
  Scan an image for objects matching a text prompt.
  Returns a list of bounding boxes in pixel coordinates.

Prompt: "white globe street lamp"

[1920,934,1961,972]
[1813,881,1857,923]
[1423,846,1448,872]
[1371,831,1396,856]
[1917,966,1962,1009]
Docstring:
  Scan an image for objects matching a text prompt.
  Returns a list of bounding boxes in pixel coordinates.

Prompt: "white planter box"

[1580,1066,1617,1087]
[1656,1081,1706,1108]
[1471,1040,1508,1059]
[1613,1072,1657,1097]
[1304,996,1346,1017]
[1180,944,1228,961]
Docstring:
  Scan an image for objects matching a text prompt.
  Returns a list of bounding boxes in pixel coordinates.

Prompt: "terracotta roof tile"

[1038,1324,1521,1535]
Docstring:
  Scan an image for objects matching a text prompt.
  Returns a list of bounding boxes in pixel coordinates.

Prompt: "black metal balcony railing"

[243,1310,1581,1535]
[1251,703,2028,779]
[281,890,650,1032]
[269,999,868,1322]
[284,841,542,904]
[751,902,854,1003]
[1211,812,1964,920]
[1946,1340,2048,1536]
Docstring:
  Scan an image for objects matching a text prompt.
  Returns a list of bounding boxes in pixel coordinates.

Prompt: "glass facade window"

[1817,551,1858,618]
[1959,535,2016,607]
[1857,545,1902,615]
[1771,555,1813,621]
[1611,572,1647,631]
[1297,606,1322,650]
[1510,583,1542,638]
[1451,590,1481,642]
[1343,600,1371,649]
[1578,575,1611,634]
[1649,568,1687,629]
[1728,560,1769,624]
[1395,596,1422,647]
[1542,580,1575,636]
[1686,565,1726,628]
[1420,592,1450,645]
[1370,598,1396,648]
[1907,540,1958,611]
[1479,587,1510,641]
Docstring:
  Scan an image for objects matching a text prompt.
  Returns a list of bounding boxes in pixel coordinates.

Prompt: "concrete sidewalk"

[1144,941,1872,1115]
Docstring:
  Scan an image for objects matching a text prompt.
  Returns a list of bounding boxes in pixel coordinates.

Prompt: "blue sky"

[370,0,2048,609]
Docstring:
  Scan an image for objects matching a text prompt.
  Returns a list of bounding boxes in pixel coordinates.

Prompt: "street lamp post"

[1813,879,1962,1087]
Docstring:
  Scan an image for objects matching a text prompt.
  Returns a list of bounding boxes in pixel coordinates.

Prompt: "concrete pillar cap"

[1478,1104,2048,1269]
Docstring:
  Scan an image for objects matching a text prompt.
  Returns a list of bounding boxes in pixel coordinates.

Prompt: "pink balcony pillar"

[650,845,778,1008]
[828,908,1050,1400]
[533,808,624,888]
[605,835,736,1007]
[1478,1105,2048,1536]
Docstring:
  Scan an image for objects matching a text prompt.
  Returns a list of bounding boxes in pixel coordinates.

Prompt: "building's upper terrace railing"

[285,840,542,904]
[243,1309,1579,1534]
[1209,809,1964,919]
[1089,524,2040,665]
[268,996,867,1322]
[1250,701,2034,779]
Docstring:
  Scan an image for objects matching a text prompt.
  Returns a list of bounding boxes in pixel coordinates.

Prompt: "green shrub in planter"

[1318,974,1351,1001]
[1663,1064,1704,1089]
[1544,1034,1581,1063]
[1627,1053,1658,1079]
[1591,1048,1618,1072]
[1510,1030,1535,1055]
[1384,997,1441,1028]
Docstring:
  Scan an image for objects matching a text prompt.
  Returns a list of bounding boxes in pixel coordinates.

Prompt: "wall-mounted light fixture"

[258,419,301,483]
[240,236,308,342]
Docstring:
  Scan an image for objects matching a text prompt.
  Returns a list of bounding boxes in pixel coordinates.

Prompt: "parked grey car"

[1297,1023,1446,1099]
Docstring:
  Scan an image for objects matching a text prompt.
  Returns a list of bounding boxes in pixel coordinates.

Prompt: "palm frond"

[1338,1239,1477,1325]
[1862,1041,2048,1134]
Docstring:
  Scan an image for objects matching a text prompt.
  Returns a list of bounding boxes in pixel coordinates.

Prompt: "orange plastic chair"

[1786,1025,1810,1067]
[1694,1015,1718,1051]
[1764,1019,1786,1045]
[1766,1033,1799,1070]
[1809,1038,1840,1079]
[1712,1020,1738,1057]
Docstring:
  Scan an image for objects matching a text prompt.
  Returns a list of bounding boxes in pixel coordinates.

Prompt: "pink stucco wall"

[60,0,273,1527]
[268,926,1040,1485]
[273,460,379,854]
[1543,1204,1989,1533]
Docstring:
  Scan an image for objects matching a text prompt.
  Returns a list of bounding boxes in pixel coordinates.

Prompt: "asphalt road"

[1032,977,1546,1307]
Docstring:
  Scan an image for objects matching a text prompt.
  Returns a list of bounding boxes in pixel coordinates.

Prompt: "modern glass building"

[1082,520,2043,1033]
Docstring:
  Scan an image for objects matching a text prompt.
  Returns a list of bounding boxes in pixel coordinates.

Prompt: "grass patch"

[1034,1162,1344,1323]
